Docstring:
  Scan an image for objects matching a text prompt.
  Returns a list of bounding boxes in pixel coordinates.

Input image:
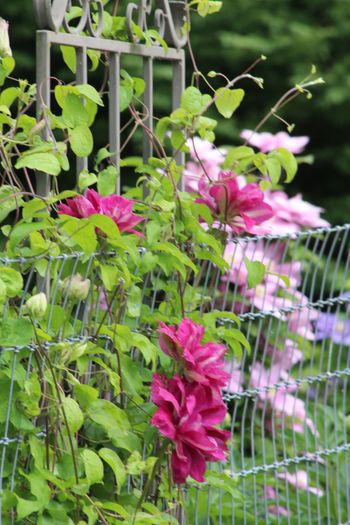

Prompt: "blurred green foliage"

[2,0,350,224]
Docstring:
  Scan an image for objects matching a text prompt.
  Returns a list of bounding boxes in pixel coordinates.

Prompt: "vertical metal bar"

[109,53,121,194]
[143,56,154,164]
[76,46,88,177]
[36,31,51,198]
[172,52,186,190]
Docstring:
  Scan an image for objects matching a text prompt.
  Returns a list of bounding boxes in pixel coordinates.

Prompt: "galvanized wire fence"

[187,223,350,525]
[0,224,350,524]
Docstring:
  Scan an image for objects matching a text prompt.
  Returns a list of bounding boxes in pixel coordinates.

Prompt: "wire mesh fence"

[0,224,349,524]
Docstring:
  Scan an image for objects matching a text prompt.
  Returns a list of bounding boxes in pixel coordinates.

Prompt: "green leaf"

[15,152,61,176]
[0,185,23,223]
[127,285,142,318]
[75,84,104,106]
[0,87,20,107]
[60,45,76,73]
[100,263,119,291]
[16,498,42,521]
[120,83,133,111]
[156,117,172,142]
[62,93,89,127]
[181,86,211,115]
[74,384,99,409]
[267,271,291,288]
[78,170,98,191]
[60,217,97,255]
[0,318,33,347]
[130,332,158,367]
[0,267,23,297]
[97,166,118,196]
[69,124,93,157]
[62,397,83,434]
[197,0,223,17]
[153,242,197,274]
[270,147,298,183]
[10,220,52,249]
[265,157,282,185]
[214,88,245,118]
[244,257,266,288]
[99,448,127,493]
[146,220,161,244]
[223,146,254,169]
[88,214,120,239]
[87,399,140,452]
[205,471,239,498]
[0,56,15,86]
[81,449,104,485]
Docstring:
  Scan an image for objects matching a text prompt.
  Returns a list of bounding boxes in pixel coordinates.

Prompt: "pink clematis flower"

[250,362,318,436]
[263,191,330,232]
[240,129,309,154]
[197,172,274,235]
[58,189,144,236]
[268,339,303,370]
[277,471,324,497]
[151,374,230,484]
[159,319,229,389]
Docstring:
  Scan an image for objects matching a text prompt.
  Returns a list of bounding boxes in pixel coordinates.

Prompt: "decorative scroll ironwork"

[33,0,104,37]
[33,0,187,48]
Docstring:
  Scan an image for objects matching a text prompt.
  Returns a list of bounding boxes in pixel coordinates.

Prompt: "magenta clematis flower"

[58,189,144,236]
[198,172,274,235]
[240,129,309,154]
[158,319,229,389]
[151,374,230,484]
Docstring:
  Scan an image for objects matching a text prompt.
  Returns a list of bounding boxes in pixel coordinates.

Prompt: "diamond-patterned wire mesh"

[0,224,349,524]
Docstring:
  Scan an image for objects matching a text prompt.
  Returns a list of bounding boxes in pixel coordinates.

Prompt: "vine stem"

[32,324,81,521]
[132,441,169,525]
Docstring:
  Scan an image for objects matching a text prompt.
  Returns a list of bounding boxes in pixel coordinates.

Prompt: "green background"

[2,0,350,225]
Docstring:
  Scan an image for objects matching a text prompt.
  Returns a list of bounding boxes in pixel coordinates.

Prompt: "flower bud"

[63,274,90,302]
[0,19,12,58]
[26,292,47,319]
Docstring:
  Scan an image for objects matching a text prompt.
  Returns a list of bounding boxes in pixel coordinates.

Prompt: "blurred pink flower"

[264,191,330,232]
[224,239,301,287]
[240,129,309,154]
[250,362,293,401]
[151,374,230,484]
[269,390,318,436]
[58,189,144,236]
[198,172,273,235]
[184,137,225,192]
[268,505,289,517]
[268,339,303,370]
[264,486,290,517]
[159,319,229,389]
[224,360,243,394]
[277,471,324,497]
[288,293,318,340]
[250,362,318,436]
